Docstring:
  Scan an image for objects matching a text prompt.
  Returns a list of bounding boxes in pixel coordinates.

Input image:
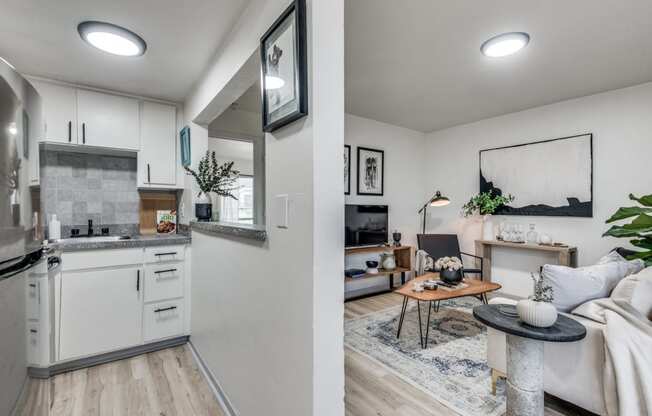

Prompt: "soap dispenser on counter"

[49,214,61,240]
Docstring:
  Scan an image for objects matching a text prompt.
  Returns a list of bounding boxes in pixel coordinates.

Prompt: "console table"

[474,240,577,281]
[345,245,414,300]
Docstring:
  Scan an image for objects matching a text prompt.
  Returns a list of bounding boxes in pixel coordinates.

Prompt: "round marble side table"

[473,304,586,416]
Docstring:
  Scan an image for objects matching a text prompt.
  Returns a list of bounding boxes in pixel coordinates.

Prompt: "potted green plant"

[462,191,514,240]
[517,273,557,327]
[603,193,652,266]
[184,151,239,221]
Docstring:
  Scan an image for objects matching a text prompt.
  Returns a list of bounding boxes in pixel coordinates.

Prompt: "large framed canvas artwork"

[479,134,593,217]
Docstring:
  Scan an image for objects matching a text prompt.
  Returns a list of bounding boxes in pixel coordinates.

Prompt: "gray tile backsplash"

[41,150,140,237]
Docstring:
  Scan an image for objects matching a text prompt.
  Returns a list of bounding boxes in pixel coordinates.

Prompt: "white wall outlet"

[274,194,289,229]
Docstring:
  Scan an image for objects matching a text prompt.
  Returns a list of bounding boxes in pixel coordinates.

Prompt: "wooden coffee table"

[394,273,501,348]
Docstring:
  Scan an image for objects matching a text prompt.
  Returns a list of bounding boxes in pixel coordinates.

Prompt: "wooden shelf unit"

[345,245,414,295]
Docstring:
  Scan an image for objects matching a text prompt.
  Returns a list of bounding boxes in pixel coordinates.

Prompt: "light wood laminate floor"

[344,292,593,416]
[15,293,591,416]
[14,345,224,416]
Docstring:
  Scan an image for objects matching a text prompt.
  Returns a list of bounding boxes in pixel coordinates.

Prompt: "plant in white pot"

[184,151,239,222]
[462,190,514,240]
[517,273,557,328]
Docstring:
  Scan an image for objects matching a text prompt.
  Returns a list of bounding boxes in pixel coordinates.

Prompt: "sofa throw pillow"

[611,267,652,320]
[542,261,633,312]
[597,251,645,275]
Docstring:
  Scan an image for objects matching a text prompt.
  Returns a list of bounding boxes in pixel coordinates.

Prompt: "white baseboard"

[187,340,238,416]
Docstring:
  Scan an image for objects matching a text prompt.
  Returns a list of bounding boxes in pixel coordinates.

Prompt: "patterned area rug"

[345,297,506,416]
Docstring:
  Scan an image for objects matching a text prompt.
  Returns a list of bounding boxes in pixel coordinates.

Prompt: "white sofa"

[487,297,607,415]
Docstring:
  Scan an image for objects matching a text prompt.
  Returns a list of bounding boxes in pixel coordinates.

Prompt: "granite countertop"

[48,233,192,252]
[190,221,267,242]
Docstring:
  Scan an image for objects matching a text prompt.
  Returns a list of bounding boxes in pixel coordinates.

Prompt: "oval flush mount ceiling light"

[78,21,147,57]
[481,32,530,57]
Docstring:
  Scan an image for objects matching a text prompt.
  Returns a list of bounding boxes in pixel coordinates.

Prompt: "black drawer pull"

[68,121,72,142]
[154,252,177,257]
[82,123,86,144]
[29,283,37,288]
[154,306,177,313]
[30,329,38,333]
[154,268,177,274]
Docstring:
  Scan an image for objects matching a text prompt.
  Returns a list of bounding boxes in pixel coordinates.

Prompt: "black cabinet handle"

[154,252,177,257]
[68,121,72,142]
[29,283,37,288]
[154,306,177,313]
[147,163,151,183]
[154,268,177,274]
[30,329,38,333]
[136,270,140,291]
[82,123,86,144]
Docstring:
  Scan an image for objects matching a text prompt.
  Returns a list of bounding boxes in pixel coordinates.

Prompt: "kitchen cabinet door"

[59,267,142,361]
[139,101,177,186]
[77,89,140,150]
[30,80,77,144]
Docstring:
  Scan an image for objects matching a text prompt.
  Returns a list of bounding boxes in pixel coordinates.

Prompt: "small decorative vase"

[482,214,494,240]
[440,268,463,284]
[195,192,212,222]
[517,299,558,328]
[380,252,396,271]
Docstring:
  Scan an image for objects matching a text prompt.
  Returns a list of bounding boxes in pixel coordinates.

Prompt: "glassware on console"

[526,224,538,244]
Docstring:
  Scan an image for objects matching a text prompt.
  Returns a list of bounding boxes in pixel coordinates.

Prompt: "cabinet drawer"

[144,245,185,264]
[62,248,144,271]
[143,300,184,343]
[144,264,184,302]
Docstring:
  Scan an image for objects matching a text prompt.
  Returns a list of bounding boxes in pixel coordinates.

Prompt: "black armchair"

[417,234,484,280]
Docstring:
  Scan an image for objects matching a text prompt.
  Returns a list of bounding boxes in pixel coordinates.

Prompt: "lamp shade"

[430,191,450,207]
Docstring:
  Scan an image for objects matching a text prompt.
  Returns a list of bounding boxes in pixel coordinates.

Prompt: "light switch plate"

[274,194,289,229]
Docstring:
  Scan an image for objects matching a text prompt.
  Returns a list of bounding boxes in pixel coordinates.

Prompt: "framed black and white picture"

[260,0,308,133]
[344,145,351,195]
[479,133,593,217]
[357,147,384,196]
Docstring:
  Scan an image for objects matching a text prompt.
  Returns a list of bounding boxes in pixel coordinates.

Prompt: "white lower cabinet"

[56,245,188,363]
[59,267,143,361]
[143,299,184,343]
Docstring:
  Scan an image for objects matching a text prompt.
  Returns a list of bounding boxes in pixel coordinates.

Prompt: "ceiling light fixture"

[78,21,147,57]
[481,32,530,57]
[265,75,285,90]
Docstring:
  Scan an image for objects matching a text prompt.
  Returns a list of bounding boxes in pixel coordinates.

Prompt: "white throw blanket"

[574,298,652,416]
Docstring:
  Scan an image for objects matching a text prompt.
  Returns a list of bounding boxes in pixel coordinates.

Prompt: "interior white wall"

[209,108,262,141]
[424,82,652,297]
[344,114,425,295]
[184,0,344,415]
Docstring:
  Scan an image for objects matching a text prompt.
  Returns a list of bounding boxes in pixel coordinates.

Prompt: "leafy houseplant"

[603,193,652,267]
[462,191,514,217]
[517,273,557,328]
[184,151,239,221]
[462,191,514,240]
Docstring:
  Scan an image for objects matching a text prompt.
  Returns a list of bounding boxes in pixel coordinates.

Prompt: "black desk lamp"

[418,191,450,234]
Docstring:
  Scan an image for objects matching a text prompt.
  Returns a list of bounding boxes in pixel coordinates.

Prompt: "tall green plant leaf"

[626,251,652,260]
[629,193,652,207]
[631,238,652,250]
[602,225,652,238]
[606,206,652,223]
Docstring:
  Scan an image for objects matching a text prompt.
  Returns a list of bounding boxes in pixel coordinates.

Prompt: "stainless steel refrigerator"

[0,58,45,416]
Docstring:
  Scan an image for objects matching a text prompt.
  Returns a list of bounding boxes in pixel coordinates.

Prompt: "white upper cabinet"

[139,102,177,187]
[77,89,140,150]
[30,80,77,144]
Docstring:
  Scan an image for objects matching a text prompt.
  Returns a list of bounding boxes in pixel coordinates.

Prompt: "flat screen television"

[345,204,388,248]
